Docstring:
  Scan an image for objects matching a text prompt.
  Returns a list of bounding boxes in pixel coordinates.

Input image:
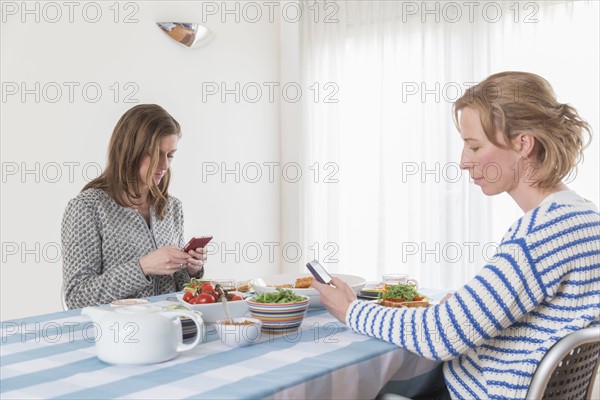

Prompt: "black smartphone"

[182,236,213,253]
[306,260,333,285]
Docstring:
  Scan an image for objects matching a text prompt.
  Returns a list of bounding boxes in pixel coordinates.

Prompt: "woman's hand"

[139,246,191,276]
[185,247,207,277]
[311,277,357,323]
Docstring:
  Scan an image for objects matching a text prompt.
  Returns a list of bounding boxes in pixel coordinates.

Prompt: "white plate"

[251,273,366,309]
[175,293,249,322]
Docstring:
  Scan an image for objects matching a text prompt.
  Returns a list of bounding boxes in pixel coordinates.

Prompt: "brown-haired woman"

[62,104,207,309]
[312,72,599,399]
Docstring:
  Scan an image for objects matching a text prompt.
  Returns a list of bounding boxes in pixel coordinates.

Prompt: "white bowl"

[251,273,366,309]
[176,293,249,322]
[214,317,263,347]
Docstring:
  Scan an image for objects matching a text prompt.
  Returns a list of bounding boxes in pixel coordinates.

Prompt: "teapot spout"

[81,306,111,322]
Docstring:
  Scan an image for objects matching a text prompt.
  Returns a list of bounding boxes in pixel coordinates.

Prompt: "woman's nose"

[460,149,469,170]
[158,155,168,169]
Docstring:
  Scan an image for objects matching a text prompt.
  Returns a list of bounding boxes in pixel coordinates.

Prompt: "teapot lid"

[114,304,162,314]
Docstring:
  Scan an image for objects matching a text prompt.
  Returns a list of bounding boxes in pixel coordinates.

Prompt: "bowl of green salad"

[246,289,310,333]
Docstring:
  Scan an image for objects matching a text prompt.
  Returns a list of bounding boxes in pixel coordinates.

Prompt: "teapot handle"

[163,310,204,352]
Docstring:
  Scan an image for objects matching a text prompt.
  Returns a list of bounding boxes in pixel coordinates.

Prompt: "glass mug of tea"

[382,273,419,288]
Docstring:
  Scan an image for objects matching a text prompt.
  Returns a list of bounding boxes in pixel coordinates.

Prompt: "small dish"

[214,317,262,347]
[211,279,236,291]
[357,289,383,299]
[110,298,149,307]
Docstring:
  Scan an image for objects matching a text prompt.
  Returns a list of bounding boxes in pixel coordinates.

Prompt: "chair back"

[61,284,68,311]
[527,325,600,400]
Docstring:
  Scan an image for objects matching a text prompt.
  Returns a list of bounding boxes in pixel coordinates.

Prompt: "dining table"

[0,290,446,399]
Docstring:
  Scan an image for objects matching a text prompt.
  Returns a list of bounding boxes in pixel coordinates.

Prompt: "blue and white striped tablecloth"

[1,298,440,399]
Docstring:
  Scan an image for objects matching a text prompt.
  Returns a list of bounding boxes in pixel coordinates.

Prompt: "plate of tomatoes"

[176,279,249,322]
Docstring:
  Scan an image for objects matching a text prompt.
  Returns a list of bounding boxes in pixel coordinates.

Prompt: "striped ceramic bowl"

[246,296,310,333]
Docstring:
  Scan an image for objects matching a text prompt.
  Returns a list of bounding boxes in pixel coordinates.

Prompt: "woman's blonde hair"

[83,104,181,219]
[453,71,592,188]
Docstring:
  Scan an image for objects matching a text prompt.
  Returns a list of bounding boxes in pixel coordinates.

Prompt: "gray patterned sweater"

[62,188,194,309]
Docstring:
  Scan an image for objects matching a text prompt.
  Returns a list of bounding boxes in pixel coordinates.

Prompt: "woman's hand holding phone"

[184,247,207,277]
[139,246,207,277]
[182,236,212,277]
[311,277,356,323]
[307,260,356,323]
[139,246,191,276]
[139,236,211,277]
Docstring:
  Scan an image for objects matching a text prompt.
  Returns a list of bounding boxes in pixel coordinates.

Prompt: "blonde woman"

[62,104,206,309]
[313,72,600,399]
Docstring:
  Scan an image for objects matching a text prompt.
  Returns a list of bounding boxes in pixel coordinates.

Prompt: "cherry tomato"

[190,295,204,304]
[182,292,194,303]
[195,293,216,304]
[386,297,405,303]
[201,282,216,295]
[229,294,243,301]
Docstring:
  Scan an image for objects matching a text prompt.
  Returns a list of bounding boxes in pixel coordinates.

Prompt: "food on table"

[215,317,262,347]
[182,279,243,305]
[236,282,252,293]
[378,284,429,308]
[183,278,210,291]
[253,288,308,304]
[269,284,293,288]
[294,276,313,288]
[222,320,255,326]
[265,276,314,289]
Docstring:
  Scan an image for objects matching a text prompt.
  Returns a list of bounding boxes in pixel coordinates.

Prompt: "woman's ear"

[513,133,536,158]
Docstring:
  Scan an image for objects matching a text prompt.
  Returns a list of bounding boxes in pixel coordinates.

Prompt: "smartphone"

[306,260,333,285]
[182,236,213,253]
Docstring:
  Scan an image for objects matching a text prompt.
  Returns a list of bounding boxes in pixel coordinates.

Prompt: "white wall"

[486,1,600,240]
[1,1,284,320]
[3,1,598,321]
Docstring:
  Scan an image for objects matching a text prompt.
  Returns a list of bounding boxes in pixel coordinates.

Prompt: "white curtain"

[294,0,599,290]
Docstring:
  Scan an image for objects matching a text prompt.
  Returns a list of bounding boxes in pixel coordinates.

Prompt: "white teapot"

[82,304,203,365]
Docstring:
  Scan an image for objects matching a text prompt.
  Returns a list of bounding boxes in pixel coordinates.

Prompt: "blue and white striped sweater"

[346,191,600,399]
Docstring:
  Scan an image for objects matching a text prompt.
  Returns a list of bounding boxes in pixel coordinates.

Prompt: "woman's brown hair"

[83,104,181,218]
[453,71,592,188]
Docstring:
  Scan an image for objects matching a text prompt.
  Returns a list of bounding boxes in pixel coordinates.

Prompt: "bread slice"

[380,298,430,308]
[294,276,313,289]
[400,300,430,308]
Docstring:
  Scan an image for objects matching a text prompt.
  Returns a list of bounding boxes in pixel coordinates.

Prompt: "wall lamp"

[157,23,213,49]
